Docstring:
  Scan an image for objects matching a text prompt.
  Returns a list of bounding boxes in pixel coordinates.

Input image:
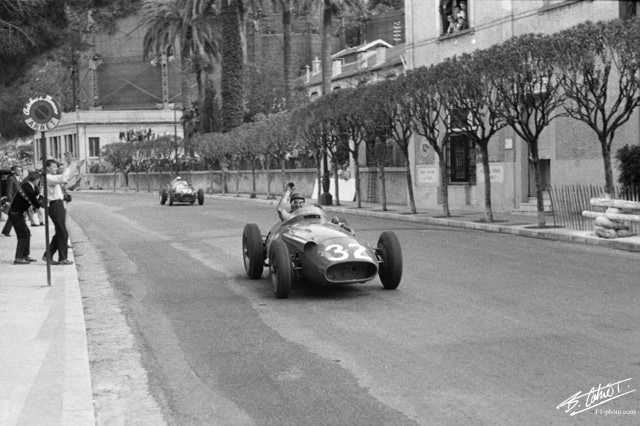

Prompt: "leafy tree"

[101,142,135,189]
[554,19,640,196]
[615,144,640,191]
[336,87,368,207]
[293,104,325,201]
[407,66,449,215]
[443,52,508,222]
[487,33,566,228]
[368,76,416,213]
[264,111,295,191]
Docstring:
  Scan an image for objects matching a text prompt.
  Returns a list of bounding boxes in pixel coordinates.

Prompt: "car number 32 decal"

[324,243,372,261]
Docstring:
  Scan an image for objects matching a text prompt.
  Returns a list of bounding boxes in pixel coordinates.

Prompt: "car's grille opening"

[326,262,377,283]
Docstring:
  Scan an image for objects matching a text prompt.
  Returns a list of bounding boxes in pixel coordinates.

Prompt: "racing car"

[242,205,402,298]
[160,176,205,206]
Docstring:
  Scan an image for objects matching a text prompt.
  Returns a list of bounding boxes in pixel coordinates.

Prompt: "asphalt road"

[69,191,640,425]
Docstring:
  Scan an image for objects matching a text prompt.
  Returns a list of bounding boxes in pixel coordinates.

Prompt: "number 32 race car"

[160,177,205,206]
[242,205,402,298]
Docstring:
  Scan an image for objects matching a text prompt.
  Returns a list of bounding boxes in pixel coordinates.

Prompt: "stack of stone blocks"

[582,198,640,239]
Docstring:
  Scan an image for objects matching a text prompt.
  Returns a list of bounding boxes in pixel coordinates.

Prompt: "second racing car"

[160,176,205,206]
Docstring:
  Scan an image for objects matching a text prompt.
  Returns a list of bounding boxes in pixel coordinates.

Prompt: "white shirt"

[46,167,72,201]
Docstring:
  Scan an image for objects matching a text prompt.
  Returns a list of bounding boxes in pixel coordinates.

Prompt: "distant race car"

[242,205,402,299]
[160,177,205,206]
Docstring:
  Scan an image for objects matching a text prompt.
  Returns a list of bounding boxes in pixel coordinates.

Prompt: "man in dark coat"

[1,165,22,237]
[9,170,41,264]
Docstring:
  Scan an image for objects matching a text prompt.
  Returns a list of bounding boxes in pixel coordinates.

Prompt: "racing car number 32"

[324,243,372,261]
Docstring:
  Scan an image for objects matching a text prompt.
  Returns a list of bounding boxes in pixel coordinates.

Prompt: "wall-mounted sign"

[417,165,438,184]
[23,95,61,131]
[477,164,504,183]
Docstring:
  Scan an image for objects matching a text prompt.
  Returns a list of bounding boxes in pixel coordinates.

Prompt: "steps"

[512,196,554,216]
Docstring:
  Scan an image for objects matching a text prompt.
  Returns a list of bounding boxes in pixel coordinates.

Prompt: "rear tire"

[197,188,205,205]
[377,231,402,289]
[269,239,291,299]
[169,190,174,206]
[160,189,167,205]
[243,224,264,279]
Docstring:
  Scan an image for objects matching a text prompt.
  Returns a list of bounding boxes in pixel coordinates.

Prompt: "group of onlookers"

[1,154,84,265]
[441,0,468,35]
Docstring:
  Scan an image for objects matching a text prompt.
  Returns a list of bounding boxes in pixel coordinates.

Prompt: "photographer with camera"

[43,153,84,265]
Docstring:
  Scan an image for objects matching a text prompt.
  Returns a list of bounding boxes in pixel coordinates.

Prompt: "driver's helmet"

[290,192,305,211]
[176,176,182,180]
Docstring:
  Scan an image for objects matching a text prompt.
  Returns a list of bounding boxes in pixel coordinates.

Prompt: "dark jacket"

[9,181,40,214]
[5,174,19,202]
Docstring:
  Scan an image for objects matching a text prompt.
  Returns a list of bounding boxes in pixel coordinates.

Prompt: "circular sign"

[23,95,62,131]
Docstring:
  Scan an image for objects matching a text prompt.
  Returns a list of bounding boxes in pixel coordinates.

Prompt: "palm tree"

[140,0,219,119]
[220,0,245,131]
[269,0,294,107]
[0,0,45,57]
[315,0,365,204]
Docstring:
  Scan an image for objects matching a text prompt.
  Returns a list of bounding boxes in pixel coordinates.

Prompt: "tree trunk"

[354,160,361,208]
[379,164,387,212]
[235,168,240,196]
[251,161,256,194]
[321,5,332,96]
[266,161,272,199]
[437,153,450,217]
[601,135,614,196]
[316,161,322,201]
[530,141,546,228]
[221,0,244,132]
[282,5,292,107]
[404,149,417,214]
[479,141,493,222]
[281,155,286,191]
[333,162,340,206]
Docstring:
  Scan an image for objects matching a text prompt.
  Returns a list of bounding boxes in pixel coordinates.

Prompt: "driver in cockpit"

[277,182,305,221]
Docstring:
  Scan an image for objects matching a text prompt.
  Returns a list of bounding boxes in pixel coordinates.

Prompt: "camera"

[63,194,72,203]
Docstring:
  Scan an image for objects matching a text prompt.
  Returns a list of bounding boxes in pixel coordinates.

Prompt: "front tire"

[269,239,292,299]
[197,188,205,205]
[168,190,174,206]
[160,188,167,205]
[377,231,402,289]
[243,224,264,279]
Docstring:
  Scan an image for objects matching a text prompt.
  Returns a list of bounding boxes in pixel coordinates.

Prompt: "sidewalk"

[0,219,94,426]
[1,192,638,426]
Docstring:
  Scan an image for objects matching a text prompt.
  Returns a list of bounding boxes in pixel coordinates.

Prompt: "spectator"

[440,0,454,34]
[1,165,23,237]
[457,2,468,30]
[8,171,41,264]
[43,153,85,265]
[447,14,456,34]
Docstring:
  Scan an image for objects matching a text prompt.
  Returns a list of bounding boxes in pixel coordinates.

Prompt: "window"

[50,136,61,159]
[446,133,476,185]
[89,137,100,157]
[65,134,78,158]
[440,0,469,36]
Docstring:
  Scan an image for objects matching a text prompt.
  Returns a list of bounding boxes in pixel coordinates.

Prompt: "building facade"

[34,109,183,173]
[405,0,640,213]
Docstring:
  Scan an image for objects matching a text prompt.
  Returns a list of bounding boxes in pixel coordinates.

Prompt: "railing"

[549,185,640,233]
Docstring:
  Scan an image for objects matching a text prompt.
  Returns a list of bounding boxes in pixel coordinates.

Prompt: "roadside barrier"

[582,198,640,238]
